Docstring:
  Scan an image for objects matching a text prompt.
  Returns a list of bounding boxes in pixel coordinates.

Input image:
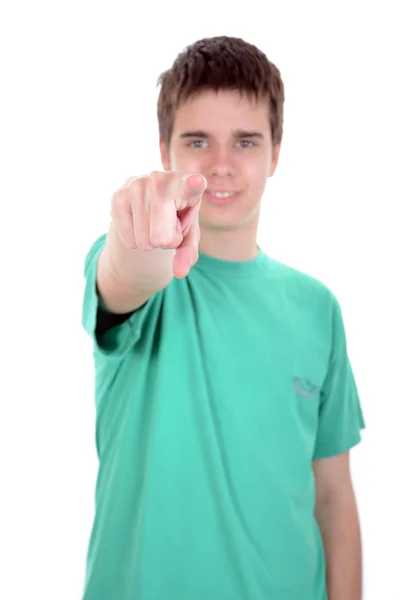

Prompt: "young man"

[82,36,365,600]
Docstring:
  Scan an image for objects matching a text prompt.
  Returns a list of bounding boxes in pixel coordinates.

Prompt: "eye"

[188,140,207,149]
[237,140,254,149]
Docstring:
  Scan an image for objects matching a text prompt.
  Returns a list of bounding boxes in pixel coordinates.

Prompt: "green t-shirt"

[81,234,365,600]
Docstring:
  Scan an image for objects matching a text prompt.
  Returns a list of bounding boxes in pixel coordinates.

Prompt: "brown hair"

[157,36,285,151]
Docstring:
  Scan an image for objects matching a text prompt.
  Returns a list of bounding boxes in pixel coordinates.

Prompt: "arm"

[97,172,206,314]
[97,221,174,314]
[313,452,363,600]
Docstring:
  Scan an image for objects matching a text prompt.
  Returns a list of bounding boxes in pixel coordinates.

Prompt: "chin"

[199,203,260,232]
[199,212,253,232]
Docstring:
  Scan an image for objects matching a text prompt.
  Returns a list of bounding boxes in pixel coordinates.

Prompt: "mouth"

[204,190,240,205]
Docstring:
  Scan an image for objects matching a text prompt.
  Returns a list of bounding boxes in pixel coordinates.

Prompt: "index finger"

[178,174,207,208]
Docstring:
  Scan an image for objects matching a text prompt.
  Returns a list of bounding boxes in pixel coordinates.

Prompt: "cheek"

[246,159,268,189]
[240,161,265,190]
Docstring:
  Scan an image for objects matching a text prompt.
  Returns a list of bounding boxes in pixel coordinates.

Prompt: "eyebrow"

[179,129,264,140]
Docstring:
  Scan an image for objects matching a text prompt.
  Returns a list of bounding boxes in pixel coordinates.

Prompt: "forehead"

[172,89,270,136]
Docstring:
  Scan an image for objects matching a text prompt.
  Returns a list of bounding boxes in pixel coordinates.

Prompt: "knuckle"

[130,175,148,195]
[110,191,125,217]
[111,190,129,216]
[149,170,163,179]
[149,234,172,248]
[149,170,167,199]
[123,177,148,210]
[149,225,176,248]
[134,227,152,251]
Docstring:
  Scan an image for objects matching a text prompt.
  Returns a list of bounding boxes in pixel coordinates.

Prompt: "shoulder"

[266,256,336,301]
[262,256,346,337]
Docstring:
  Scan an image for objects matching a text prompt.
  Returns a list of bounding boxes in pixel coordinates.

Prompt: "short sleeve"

[313,295,366,460]
[81,234,162,360]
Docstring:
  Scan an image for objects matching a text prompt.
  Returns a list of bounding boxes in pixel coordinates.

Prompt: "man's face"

[160,89,280,231]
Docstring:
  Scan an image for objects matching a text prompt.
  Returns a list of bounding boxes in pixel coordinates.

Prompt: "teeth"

[210,191,234,198]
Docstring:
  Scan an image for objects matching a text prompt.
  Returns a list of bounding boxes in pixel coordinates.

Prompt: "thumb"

[173,219,200,278]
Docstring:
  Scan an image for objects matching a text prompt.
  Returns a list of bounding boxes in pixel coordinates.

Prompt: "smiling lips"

[204,190,240,204]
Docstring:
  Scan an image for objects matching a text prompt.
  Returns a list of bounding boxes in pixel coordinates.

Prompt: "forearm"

[97,221,174,313]
[315,487,363,600]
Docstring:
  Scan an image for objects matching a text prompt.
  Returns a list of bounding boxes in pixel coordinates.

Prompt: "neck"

[198,218,260,262]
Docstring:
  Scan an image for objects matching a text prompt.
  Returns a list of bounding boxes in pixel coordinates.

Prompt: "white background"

[1,1,399,598]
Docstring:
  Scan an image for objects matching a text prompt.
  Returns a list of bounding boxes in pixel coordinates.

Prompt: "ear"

[269,142,281,177]
[159,137,171,171]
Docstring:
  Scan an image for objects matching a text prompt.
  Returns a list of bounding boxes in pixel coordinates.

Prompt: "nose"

[209,146,235,177]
